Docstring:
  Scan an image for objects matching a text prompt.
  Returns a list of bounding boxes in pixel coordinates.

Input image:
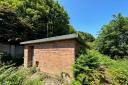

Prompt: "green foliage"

[78,31,95,42]
[95,13,128,59]
[12,56,23,66]
[108,59,128,84]
[0,53,23,66]
[0,0,23,10]
[73,50,128,85]
[18,0,75,38]
[4,68,27,85]
[0,53,12,64]
[0,65,69,85]
[0,66,26,85]
[0,6,32,43]
[73,50,103,85]
[24,79,43,85]
[0,0,76,40]
[112,70,128,84]
[0,65,45,85]
[30,67,38,74]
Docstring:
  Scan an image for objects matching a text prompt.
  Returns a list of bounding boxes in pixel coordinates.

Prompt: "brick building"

[21,34,82,78]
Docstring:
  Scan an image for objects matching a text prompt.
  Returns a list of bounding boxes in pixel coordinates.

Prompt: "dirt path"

[44,78,63,85]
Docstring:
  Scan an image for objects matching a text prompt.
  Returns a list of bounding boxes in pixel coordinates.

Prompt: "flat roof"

[20,34,80,45]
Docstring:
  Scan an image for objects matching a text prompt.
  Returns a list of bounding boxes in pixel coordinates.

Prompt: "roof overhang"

[20,34,81,45]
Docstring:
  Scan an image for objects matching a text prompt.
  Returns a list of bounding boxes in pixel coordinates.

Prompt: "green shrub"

[12,56,23,66]
[30,67,38,74]
[4,68,27,85]
[0,66,16,84]
[0,66,29,85]
[0,53,12,64]
[0,53,23,66]
[0,65,43,85]
[24,79,43,85]
[108,59,128,84]
[73,50,103,85]
[73,50,128,85]
[112,70,128,84]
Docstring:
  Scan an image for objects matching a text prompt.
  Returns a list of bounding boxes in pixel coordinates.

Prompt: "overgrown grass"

[24,79,43,85]
[0,65,70,85]
[0,65,44,85]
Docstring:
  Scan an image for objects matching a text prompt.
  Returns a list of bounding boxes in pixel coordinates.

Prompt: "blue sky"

[58,0,128,36]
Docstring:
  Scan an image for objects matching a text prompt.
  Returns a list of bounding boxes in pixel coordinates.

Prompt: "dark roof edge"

[20,33,80,45]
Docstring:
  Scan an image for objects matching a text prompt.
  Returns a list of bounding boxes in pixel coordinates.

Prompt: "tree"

[78,31,95,42]
[0,6,32,44]
[95,14,128,59]
[0,0,75,39]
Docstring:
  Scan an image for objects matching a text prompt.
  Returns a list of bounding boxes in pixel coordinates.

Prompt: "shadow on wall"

[0,43,24,66]
[0,43,24,57]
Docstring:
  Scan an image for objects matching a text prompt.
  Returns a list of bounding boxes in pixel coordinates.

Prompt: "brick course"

[24,39,80,78]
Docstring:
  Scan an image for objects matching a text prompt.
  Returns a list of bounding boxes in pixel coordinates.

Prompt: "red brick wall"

[24,39,80,78]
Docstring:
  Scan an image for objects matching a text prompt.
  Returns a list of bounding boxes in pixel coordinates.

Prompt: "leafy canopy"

[78,31,95,42]
[0,0,75,39]
[95,14,128,59]
[0,6,32,43]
